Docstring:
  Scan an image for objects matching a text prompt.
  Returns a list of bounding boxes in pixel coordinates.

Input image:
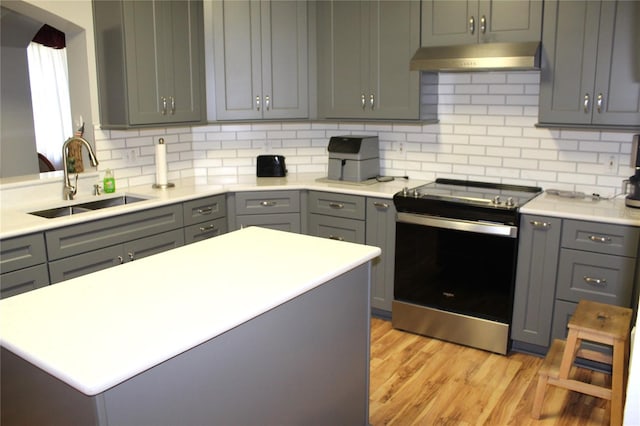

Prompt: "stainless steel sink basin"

[29,195,149,219]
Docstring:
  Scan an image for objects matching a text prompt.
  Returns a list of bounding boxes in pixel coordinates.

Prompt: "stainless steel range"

[392,178,542,354]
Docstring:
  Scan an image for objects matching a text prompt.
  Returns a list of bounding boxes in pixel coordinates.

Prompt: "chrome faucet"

[62,136,99,200]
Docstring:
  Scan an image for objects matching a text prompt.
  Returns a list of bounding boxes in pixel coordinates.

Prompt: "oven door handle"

[397,212,517,238]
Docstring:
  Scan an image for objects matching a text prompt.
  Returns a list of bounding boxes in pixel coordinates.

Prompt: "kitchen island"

[0,227,381,425]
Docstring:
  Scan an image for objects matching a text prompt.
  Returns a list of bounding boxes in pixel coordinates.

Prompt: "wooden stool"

[531,300,632,426]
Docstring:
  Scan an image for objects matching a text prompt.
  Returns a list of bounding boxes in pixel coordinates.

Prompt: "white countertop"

[0,227,381,395]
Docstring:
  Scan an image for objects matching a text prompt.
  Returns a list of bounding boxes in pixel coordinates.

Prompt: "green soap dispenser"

[103,169,116,193]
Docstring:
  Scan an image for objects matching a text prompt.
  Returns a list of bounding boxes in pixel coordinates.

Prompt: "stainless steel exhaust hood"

[410,41,541,72]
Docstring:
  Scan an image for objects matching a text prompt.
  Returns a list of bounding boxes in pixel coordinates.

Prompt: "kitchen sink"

[29,195,150,219]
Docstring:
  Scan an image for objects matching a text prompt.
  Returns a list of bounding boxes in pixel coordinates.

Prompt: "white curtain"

[27,42,72,170]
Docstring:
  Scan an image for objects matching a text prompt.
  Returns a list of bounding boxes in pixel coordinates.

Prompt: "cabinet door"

[592,0,640,126]
[366,198,396,313]
[478,0,542,43]
[212,0,262,120]
[124,229,185,262]
[1,264,49,299]
[539,0,600,125]
[368,0,420,119]
[49,245,124,284]
[260,0,308,119]
[422,0,477,46]
[511,215,562,347]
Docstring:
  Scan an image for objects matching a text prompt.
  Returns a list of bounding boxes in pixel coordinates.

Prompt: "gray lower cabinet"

[93,0,205,127]
[48,230,185,284]
[539,0,640,128]
[308,191,365,243]
[0,233,49,298]
[183,195,228,244]
[511,215,562,350]
[232,191,301,233]
[421,0,542,46]
[317,0,420,120]
[211,0,308,120]
[365,197,396,314]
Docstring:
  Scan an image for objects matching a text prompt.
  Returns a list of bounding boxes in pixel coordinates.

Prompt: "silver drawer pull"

[199,224,218,233]
[128,252,134,261]
[329,235,344,241]
[117,256,124,264]
[329,202,344,209]
[198,207,213,215]
[260,201,277,207]
[583,276,607,287]
[530,220,551,229]
[588,235,612,243]
[373,202,389,209]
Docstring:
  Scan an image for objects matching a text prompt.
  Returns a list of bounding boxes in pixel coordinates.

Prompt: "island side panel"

[100,263,371,425]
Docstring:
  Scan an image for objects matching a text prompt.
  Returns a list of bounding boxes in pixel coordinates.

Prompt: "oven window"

[394,221,518,323]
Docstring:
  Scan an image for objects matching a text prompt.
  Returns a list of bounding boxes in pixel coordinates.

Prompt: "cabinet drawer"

[561,220,639,257]
[236,213,301,233]
[183,195,226,226]
[45,204,184,260]
[184,217,228,244]
[0,233,47,273]
[308,191,365,220]
[556,248,635,305]
[308,214,365,244]
[49,245,124,284]
[235,191,300,215]
[0,264,49,299]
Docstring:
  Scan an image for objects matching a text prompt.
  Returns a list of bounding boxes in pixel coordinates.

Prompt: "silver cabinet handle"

[117,255,124,264]
[199,224,218,233]
[596,93,603,113]
[170,96,175,115]
[198,207,213,215]
[265,95,270,111]
[161,97,167,115]
[128,252,134,261]
[469,16,475,34]
[530,220,551,229]
[256,95,261,111]
[588,235,612,243]
[260,201,277,207]
[583,276,607,287]
[583,93,590,113]
[480,15,486,33]
[370,94,375,110]
[361,94,366,110]
[329,202,344,209]
[329,235,344,241]
[373,202,389,209]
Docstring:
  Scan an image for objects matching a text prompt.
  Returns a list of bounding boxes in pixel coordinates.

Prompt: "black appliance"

[256,155,287,177]
[392,178,542,354]
[625,135,640,209]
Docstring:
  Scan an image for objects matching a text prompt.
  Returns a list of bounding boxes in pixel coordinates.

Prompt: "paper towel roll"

[155,140,168,186]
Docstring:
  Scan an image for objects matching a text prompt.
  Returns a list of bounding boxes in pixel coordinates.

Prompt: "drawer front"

[236,213,301,233]
[183,195,226,226]
[0,264,49,299]
[556,248,635,305]
[124,229,185,261]
[308,191,365,220]
[0,233,47,274]
[49,245,124,284]
[45,204,184,260]
[561,220,639,257]
[235,191,300,215]
[308,214,365,244]
[184,217,228,244]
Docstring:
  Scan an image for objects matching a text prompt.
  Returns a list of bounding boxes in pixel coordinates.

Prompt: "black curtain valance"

[32,24,65,49]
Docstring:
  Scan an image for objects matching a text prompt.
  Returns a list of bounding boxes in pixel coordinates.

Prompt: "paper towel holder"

[152,138,175,189]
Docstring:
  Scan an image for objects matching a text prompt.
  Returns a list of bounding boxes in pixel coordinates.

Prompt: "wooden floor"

[369,318,611,426]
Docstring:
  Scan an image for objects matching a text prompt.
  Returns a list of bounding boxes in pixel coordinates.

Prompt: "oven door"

[394,212,518,324]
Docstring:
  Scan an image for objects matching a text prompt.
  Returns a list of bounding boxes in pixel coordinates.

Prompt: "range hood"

[410,41,540,72]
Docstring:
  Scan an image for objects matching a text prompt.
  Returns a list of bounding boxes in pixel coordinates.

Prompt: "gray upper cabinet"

[211,0,308,120]
[317,0,420,120]
[93,0,206,127]
[539,0,640,128]
[421,0,542,46]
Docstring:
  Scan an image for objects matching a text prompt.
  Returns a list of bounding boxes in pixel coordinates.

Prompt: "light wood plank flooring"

[370,317,611,426]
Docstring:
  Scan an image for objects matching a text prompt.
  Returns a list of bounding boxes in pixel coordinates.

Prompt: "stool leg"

[531,374,549,419]
[610,339,626,426]
[559,330,579,379]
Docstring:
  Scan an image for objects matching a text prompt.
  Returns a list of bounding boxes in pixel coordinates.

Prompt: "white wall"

[94,71,637,197]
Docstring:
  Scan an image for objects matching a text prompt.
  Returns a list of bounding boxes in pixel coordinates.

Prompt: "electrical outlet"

[396,142,404,153]
[606,155,618,175]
